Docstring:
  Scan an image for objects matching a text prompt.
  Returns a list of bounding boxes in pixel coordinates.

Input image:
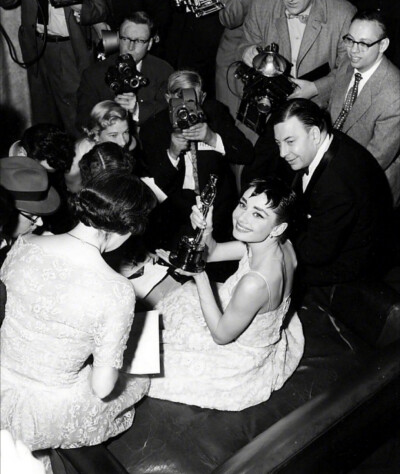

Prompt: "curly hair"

[20,123,75,173]
[70,170,157,236]
[79,142,135,186]
[247,177,297,227]
[85,101,129,139]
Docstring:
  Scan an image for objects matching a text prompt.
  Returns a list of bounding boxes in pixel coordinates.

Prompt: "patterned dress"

[0,238,149,455]
[148,251,304,410]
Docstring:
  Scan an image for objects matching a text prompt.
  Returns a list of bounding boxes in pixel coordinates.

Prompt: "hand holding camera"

[115,92,138,115]
[169,132,189,159]
[181,123,217,148]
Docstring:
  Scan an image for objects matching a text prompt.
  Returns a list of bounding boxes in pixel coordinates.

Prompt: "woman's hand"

[190,195,213,232]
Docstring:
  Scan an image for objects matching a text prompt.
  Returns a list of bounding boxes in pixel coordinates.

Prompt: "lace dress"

[148,251,304,410]
[0,238,149,454]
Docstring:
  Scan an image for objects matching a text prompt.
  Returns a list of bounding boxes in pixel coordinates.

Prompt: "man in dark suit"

[271,99,393,300]
[139,70,254,250]
[76,10,173,131]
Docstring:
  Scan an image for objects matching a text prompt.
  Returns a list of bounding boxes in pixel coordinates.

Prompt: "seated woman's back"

[0,236,135,385]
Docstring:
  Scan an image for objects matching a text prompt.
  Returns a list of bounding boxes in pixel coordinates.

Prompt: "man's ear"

[165,93,171,104]
[379,37,390,54]
[271,222,288,238]
[311,125,321,144]
[199,91,207,104]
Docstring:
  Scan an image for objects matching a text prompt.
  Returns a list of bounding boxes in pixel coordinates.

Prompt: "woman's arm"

[194,271,267,344]
[90,366,119,399]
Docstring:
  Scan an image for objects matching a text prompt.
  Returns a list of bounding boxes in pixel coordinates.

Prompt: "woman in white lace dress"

[149,178,304,410]
[0,170,156,471]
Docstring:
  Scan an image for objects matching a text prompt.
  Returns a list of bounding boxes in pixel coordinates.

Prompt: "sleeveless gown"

[148,250,304,410]
[0,238,149,455]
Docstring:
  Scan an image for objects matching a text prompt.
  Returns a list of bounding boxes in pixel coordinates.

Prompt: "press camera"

[235,43,297,135]
[169,88,205,131]
[174,0,224,18]
[105,54,149,95]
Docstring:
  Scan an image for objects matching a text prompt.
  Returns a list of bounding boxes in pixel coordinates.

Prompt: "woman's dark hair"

[0,185,18,240]
[70,170,157,236]
[79,142,135,186]
[20,123,75,173]
[270,98,332,134]
[247,177,297,227]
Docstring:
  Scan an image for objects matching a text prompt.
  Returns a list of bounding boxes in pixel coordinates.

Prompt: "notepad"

[122,310,160,375]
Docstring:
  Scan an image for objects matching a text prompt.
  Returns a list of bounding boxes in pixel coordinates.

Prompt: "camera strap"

[189,141,200,195]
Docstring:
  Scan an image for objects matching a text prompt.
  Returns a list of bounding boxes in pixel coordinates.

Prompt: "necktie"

[285,12,309,23]
[189,141,200,194]
[333,73,363,131]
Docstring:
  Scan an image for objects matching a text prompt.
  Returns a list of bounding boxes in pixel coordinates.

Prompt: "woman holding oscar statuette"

[149,177,304,411]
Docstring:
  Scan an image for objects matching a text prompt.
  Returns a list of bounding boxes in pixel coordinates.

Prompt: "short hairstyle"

[167,70,203,99]
[79,142,135,186]
[0,185,17,239]
[247,177,297,227]
[121,11,156,37]
[20,123,75,173]
[351,9,388,38]
[270,98,332,134]
[86,101,128,139]
[70,170,157,236]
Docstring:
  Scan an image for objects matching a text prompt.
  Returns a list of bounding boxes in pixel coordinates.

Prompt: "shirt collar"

[307,133,333,178]
[354,56,383,83]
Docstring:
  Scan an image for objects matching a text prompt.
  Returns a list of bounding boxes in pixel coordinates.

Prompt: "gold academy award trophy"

[169,174,218,273]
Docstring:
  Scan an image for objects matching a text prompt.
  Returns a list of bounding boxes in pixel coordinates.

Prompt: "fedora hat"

[0,156,60,215]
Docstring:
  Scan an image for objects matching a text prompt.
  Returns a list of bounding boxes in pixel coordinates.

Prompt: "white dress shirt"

[302,133,333,192]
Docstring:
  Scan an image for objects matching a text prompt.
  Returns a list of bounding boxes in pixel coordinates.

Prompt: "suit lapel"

[275,17,292,62]
[297,1,325,69]
[303,134,339,200]
[343,58,387,133]
[330,62,354,120]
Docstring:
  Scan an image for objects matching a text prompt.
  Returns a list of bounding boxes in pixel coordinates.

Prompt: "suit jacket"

[292,131,394,287]
[76,53,174,130]
[139,99,254,247]
[240,0,356,106]
[215,0,253,117]
[328,56,400,206]
[4,0,108,71]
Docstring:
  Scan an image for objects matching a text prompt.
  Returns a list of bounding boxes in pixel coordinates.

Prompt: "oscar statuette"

[169,174,218,272]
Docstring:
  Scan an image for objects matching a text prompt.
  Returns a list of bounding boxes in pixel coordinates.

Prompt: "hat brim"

[15,186,61,216]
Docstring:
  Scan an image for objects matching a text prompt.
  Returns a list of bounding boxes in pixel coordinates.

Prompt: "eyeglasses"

[19,211,40,224]
[342,35,386,52]
[120,35,151,47]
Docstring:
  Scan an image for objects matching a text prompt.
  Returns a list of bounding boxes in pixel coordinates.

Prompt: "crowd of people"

[0,0,399,473]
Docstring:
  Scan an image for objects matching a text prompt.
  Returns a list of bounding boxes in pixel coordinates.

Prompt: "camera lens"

[177,107,189,121]
[128,77,140,89]
[188,112,198,125]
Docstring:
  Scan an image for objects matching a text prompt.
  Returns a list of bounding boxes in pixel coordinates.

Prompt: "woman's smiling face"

[232,187,279,243]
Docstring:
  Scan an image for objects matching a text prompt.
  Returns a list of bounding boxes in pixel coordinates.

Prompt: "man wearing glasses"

[77,11,174,131]
[328,10,400,206]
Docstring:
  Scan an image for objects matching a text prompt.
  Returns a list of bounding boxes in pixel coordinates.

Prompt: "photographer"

[139,69,254,252]
[0,0,110,137]
[76,10,173,131]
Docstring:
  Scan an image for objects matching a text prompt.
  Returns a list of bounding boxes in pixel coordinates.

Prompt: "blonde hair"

[167,70,203,99]
[85,100,128,139]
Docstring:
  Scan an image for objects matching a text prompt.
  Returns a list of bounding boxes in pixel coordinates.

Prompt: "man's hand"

[169,131,189,159]
[288,79,318,100]
[181,123,217,147]
[115,92,138,114]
